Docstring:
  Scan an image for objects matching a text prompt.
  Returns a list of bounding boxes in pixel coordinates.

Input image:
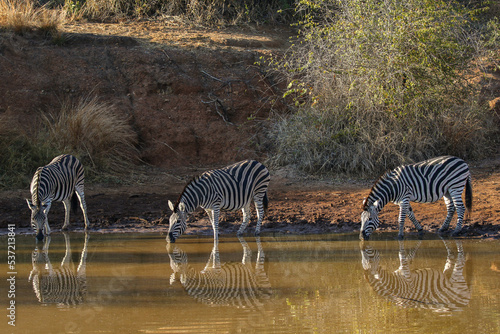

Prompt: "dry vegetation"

[267,0,500,177]
[0,0,499,188]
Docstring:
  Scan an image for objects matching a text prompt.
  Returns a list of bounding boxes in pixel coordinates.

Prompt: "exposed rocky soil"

[1,19,499,239]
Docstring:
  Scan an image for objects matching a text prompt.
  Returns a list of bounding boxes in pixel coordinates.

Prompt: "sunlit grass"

[0,0,66,33]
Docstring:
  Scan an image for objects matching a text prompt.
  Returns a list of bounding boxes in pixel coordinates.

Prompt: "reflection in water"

[360,238,470,312]
[28,232,89,306]
[168,237,272,309]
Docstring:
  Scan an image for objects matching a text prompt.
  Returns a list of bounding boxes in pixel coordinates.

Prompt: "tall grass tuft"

[0,0,66,34]
[41,96,139,178]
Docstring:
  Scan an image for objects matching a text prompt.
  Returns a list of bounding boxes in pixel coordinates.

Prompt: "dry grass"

[0,0,66,33]
[42,96,139,175]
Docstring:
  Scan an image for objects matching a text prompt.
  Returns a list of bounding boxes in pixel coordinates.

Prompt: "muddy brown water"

[1,232,499,333]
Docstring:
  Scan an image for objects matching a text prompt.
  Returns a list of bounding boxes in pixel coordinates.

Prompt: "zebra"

[360,238,470,312]
[167,236,272,309]
[26,154,90,240]
[166,160,270,243]
[360,156,472,240]
[29,232,89,305]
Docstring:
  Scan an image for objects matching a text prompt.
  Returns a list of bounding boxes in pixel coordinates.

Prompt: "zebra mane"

[363,170,392,210]
[32,167,44,207]
[174,174,202,212]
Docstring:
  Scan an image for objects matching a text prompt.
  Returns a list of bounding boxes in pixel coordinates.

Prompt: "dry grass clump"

[0,0,66,34]
[69,0,295,25]
[42,96,139,176]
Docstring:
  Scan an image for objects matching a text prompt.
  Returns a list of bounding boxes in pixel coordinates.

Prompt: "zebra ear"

[168,200,175,211]
[26,198,35,210]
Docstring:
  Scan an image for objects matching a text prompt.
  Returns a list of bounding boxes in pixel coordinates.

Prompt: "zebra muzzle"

[36,231,44,241]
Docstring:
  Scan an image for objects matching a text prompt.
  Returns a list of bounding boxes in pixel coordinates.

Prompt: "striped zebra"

[360,239,470,312]
[360,156,472,240]
[167,160,270,243]
[26,154,90,240]
[168,236,272,309]
[29,232,89,305]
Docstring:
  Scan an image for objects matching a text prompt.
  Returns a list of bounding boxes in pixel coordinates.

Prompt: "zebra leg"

[75,186,90,230]
[43,202,52,236]
[254,198,266,236]
[439,193,455,233]
[77,232,89,276]
[397,200,410,239]
[204,240,221,271]
[450,190,466,236]
[238,236,252,265]
[407,205,424,237]
[237,205,252,236]
[62,198,72,230]
[61,232,72,266]
[211,208,220,243]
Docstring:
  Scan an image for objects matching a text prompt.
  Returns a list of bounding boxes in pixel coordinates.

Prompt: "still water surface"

[1,232,499,334]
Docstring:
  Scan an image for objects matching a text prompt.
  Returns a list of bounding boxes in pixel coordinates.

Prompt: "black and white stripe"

[167,160,270,243]
[168,237,272,309]
[360,156,472,240]
[361,239,470,312]
[29,233,89,305]
[26,154,90,240]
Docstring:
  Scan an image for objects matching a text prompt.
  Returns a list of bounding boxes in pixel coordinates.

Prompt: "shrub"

[268,0,500,176]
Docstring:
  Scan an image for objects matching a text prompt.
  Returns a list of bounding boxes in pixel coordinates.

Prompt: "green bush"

[268,0,500,176]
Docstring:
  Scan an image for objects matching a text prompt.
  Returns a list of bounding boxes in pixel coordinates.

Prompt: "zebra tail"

[71,192,79,215]
[465,175,473,219]
[263,191,269,215]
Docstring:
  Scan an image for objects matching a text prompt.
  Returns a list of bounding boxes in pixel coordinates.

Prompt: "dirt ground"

[1,19,499,239]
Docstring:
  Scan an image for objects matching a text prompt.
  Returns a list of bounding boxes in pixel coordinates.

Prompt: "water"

[1,232,499,334]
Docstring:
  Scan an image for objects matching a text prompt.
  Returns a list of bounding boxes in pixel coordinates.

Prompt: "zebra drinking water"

[167,160,270,243]
[26,154,90,240]
[360,156,472,240]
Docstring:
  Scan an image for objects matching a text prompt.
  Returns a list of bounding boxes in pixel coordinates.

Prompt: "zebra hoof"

[417,229,424,239]
[397,234,404,240]
[254,231,261,236]
[451,230,462,237]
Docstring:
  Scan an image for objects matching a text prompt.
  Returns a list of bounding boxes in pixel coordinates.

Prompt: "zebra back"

[31,154,85,205]
[364,156,470,210]
[174,160,270,213]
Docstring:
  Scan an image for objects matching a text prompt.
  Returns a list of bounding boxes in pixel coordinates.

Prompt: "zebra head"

[360,199,380,240]
[167,200,188,243]
[26,199,48,241]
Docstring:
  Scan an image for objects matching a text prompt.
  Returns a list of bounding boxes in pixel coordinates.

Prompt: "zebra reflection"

[167,237,272,309]
[29,232,89,305]
[360,238,470,312]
